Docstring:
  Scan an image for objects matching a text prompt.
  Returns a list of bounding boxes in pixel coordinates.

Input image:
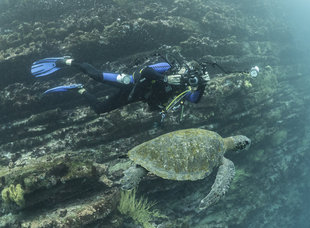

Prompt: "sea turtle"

[120,128,251,210]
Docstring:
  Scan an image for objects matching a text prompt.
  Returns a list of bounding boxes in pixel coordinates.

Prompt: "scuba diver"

[31,55,210,121]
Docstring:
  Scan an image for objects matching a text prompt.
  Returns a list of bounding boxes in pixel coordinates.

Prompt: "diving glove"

[167,74,182,85]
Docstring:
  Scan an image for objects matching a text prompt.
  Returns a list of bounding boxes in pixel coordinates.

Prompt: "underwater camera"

[187,70,201,86]
[183,62,210,87]
[181,69,210,87]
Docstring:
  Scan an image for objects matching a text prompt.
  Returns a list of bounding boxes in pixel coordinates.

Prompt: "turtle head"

[233,135,251,151]
[224,135,251,152]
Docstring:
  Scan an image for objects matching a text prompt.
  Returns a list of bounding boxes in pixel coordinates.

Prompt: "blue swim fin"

[31,56,72,77]
[43,84,83,94]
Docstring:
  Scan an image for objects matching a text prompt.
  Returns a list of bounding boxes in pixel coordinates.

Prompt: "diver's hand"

[167,74,182,85]
[189,86,198,91]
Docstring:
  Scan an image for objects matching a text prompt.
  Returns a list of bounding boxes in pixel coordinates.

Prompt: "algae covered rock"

[0,152,123,227]
[0,152,99,209]
[1,184,25,207]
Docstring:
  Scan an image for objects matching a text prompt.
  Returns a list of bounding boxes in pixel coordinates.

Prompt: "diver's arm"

[137,62,171,82]
[140,67,167,82]
[148,62,171,74]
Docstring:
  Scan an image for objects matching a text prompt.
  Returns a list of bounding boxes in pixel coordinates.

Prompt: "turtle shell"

[128,128,225,181]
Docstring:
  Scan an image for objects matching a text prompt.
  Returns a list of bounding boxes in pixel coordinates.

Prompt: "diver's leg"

[72,62,133,87]
[80,86,133,114]
[72,62,103,82]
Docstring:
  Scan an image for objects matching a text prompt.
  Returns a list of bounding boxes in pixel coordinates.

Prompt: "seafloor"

[0,0,309,227]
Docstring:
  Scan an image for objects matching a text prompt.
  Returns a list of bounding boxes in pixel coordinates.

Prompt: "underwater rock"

[20,188,121,228]
[0,152,122,227]
[0,152,100,209]
[0,0,309,227]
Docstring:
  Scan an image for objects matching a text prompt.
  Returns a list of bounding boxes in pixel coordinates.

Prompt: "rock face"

[0,0,309,227]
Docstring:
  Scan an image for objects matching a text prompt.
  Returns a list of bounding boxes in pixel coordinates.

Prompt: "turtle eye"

[242,138,251,150]
[237,142,245,150]
[235,136,251,150]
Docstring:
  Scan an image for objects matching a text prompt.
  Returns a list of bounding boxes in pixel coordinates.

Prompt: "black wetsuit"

[73,62,205,114]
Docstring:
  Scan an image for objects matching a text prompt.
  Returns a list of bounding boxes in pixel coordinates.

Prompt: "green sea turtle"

[121,128,251,210]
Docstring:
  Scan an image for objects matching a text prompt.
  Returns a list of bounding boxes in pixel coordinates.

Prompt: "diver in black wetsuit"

[31,56,210,117]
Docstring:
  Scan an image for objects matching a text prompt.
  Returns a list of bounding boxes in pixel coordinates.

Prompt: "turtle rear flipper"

[199,157,235,210]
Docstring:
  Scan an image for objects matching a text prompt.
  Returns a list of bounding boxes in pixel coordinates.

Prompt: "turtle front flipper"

[120,165,147,190]
[199,157,235,210]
